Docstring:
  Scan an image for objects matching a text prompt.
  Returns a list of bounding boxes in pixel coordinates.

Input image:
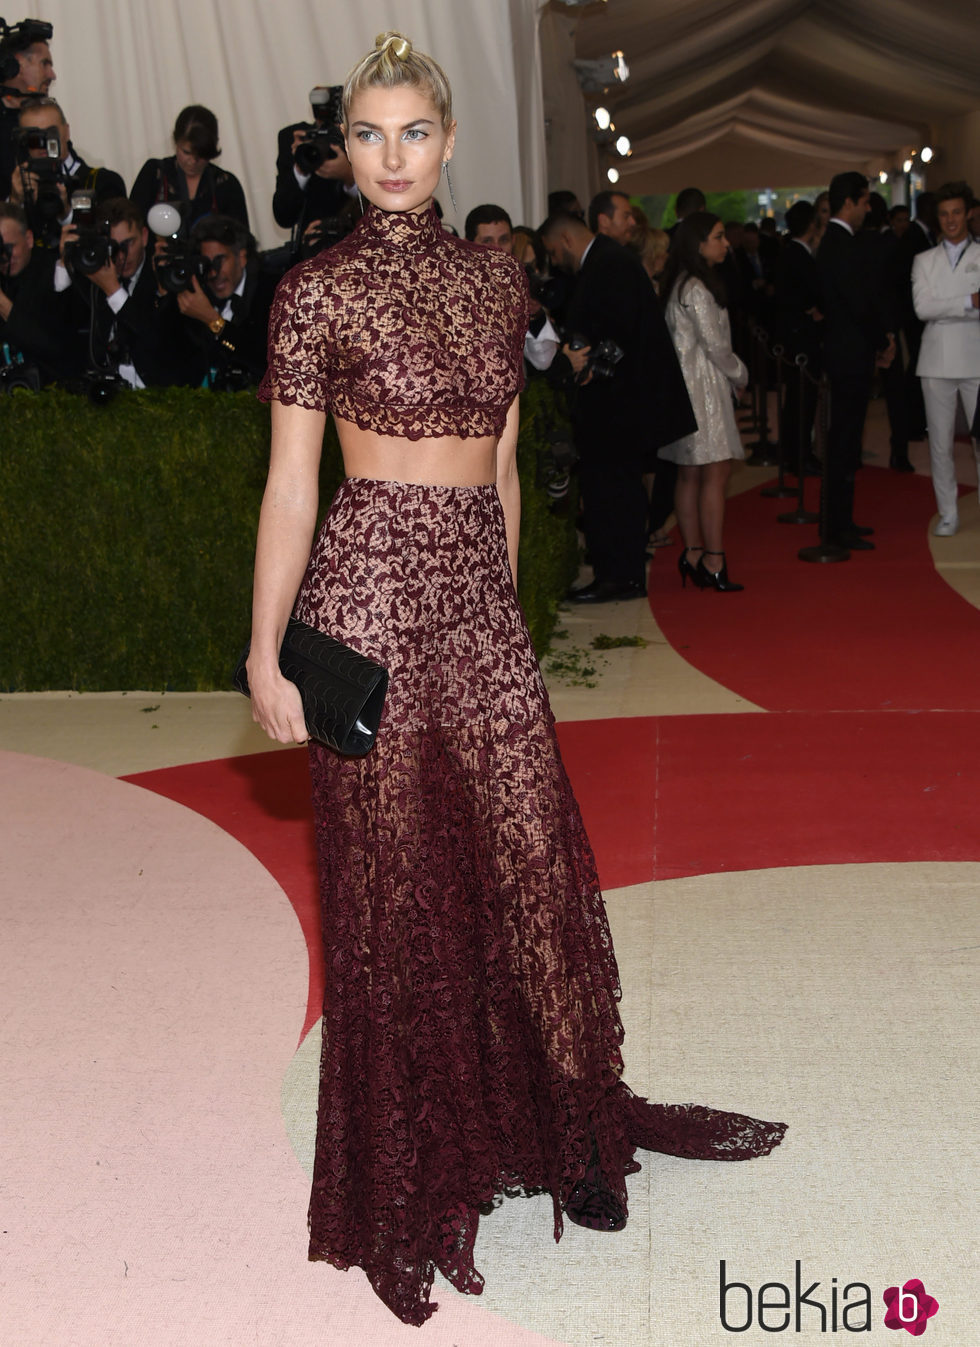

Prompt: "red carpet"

[648,467,980,712]
[125,704,980,1037]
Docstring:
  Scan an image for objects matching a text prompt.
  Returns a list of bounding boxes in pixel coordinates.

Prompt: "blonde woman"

[248,33,785,1326]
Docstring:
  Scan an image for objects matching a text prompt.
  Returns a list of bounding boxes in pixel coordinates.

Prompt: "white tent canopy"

[566,0,980,194]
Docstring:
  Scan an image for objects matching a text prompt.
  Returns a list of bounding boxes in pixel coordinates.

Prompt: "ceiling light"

[920,145,934,163]
[903,158,913,173]
[615,135,631,157]
[593,106,611,131]
[607,167,620,184]
[573,51,630,93]
[879,170,888,184]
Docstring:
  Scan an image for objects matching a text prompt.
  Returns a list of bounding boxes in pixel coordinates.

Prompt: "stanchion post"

[746,323,778,466]
[798,375,849,562]
[761,344,796,499]
[777,354,819,523]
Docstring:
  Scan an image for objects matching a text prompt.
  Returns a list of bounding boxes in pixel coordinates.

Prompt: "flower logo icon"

[883,1280,939,1335]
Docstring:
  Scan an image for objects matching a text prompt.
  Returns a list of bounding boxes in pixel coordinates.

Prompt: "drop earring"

[442,160,457,212]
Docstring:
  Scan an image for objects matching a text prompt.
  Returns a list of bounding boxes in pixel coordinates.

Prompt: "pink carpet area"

[0,750,567,1347]
[648,466,980,712]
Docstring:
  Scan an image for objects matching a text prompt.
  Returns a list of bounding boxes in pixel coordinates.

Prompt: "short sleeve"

[257,261,333,412]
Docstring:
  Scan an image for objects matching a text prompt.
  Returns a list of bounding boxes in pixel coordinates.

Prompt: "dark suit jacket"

[272,122,348,232]
[0,248,83,382]
[816,221,886,377]
[130,156,249,231]
[0,101,21,200]
[65,146,126,205]
[774,238,822,360]
[896,219,934,331]
[82,260,198,387]
[563,233,695,452]
[183,263,277,386]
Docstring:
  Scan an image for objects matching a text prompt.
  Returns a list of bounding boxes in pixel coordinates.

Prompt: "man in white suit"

[913,180,980,536]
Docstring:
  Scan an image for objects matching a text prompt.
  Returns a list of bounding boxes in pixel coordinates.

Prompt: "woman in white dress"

[658,213,748,591]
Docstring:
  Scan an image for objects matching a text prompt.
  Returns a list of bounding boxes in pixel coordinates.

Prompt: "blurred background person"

[178,213,275,388]
[131,105,248,233]
[658,213,748,592]
[273,86,353,229]
[0,199,80,384]
[0,16,55,199]
[9,97,124,248]
[56,196,195,388]
[773,198,823,477]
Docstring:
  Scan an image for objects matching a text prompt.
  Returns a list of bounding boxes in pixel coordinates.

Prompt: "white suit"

[913,238,980,526]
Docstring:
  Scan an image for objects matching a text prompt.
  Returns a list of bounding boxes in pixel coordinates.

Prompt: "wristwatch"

[208,316,226,335]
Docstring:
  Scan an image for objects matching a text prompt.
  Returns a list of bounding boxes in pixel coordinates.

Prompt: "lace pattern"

[295,479,787,1325]
[258,204,529,439]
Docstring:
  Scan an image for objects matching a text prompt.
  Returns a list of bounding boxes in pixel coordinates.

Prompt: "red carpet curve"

[648,466,980,712]
[125,704,980,1040]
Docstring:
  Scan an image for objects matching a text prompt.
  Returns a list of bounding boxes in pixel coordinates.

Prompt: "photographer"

[56,196,195,388]
[540,210,695,602]
[0,15,55,199]
[131,105,248,233]
[273,85,355,231]
[0,200,80,384]
[9,97,125,246]
[174,213,275,387]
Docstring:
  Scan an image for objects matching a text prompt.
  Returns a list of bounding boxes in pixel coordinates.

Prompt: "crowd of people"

[2,19,978,560]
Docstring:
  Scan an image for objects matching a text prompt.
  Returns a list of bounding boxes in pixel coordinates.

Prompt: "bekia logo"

[719,1262,940,1335]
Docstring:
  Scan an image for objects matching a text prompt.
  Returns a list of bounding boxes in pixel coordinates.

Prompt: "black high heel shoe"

[678,547,706,590]
[565,1138,627,1232]
[696,551,744,592]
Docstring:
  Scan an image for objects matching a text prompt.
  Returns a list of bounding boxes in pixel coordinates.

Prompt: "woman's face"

[175,140,206,178]
[345,85,455,214]
[699,220,728,267]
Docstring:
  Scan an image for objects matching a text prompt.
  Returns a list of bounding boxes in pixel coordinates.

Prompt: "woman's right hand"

[246,665,309,745]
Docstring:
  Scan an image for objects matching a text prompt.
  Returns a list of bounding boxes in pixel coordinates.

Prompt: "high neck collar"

[361,202,443,250]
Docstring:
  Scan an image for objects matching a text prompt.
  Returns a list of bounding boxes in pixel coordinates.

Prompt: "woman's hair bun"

[375,32,412,61]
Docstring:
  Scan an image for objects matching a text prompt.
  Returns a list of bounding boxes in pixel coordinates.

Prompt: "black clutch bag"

[233,617,388,756]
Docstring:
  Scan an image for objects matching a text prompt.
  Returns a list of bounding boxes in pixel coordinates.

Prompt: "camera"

[524,265,564,313]
[294,85,345,174]
[0,16,54,83]
[0,351,41,393]
[299,209,357,259]
[14,123,64,238]
[63,192,113,276]
[566,333,625,383]
[155,239,218,294]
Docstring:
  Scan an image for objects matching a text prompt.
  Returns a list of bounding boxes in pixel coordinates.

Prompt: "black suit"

[83,261,198,387]
[774,238,822,464]
[563,234,695,586]
[858,225,908,458]
[182,263,277,388]
[896,219,935,436]
[0,100,21,200]
[64,146,126,206]
[0,249,84,383]
[272,122,349,234]
[816,220,888,538]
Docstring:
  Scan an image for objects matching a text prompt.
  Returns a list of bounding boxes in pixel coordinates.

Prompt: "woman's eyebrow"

[350,119,436,130]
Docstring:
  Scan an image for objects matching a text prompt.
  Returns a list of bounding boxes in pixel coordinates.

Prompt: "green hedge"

[0,380,576,690]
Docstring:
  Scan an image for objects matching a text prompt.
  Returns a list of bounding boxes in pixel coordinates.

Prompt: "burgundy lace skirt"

[294,477,786,1325]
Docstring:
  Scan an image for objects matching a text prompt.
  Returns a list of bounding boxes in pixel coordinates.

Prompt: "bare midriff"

[336,416,499,487]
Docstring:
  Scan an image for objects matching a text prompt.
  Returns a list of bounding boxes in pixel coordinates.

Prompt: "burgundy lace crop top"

[258,203,529,440]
